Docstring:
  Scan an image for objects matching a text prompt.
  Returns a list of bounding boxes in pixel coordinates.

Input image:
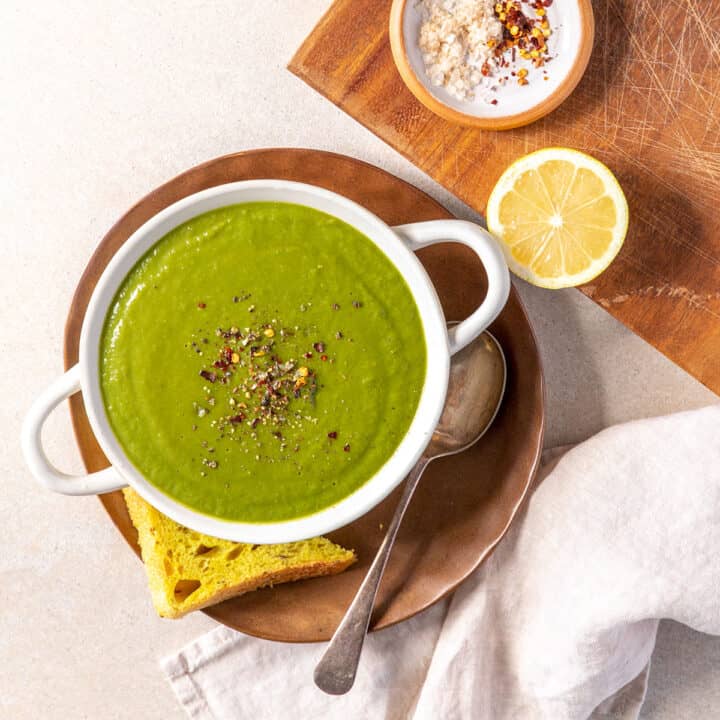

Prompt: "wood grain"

[290,0,720,395]
[64,149,544,642]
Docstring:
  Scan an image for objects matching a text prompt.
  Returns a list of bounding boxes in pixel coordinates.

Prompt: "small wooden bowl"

[389,0,594,130]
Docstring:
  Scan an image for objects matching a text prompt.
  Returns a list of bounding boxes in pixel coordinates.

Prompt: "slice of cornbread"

[123,488,356,619]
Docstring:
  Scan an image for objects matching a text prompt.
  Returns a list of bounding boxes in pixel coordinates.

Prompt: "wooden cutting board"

[289,0,720,395]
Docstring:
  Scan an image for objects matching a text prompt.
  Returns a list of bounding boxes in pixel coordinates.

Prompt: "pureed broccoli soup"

[100,202,427,522]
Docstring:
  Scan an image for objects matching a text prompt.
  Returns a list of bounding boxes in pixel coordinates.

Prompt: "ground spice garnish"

[192,315,329,444]
[197,302,206,309]
[492,1,553,85]
[343,444,351,452]
[189,295,352,471]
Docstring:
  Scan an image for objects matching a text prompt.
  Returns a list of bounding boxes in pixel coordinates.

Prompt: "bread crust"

[159,556,356,618]
[122,488,356,619]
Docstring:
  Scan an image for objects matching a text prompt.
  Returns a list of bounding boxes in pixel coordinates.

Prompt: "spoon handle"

[313,455,431,695]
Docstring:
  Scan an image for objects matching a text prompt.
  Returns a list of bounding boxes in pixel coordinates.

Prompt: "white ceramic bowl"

[22,181,510,543]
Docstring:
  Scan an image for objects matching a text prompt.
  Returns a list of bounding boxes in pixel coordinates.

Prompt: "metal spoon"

[314,331,507,695]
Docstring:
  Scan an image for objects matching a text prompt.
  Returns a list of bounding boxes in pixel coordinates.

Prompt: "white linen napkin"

[161,405,720,719]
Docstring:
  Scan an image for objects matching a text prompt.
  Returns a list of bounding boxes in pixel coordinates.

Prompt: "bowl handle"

[392,220,510,355]
[21,364,126,495]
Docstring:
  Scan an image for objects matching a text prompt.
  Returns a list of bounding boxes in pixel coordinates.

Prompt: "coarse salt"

[418,0,503,101]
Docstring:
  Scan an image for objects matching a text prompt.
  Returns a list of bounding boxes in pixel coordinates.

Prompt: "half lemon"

[486,148,629,288]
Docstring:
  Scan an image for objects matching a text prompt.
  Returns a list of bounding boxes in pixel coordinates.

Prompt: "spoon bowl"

[432,331,506,456]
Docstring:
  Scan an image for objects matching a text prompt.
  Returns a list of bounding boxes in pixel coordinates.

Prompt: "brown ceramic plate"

[64,149,544,642]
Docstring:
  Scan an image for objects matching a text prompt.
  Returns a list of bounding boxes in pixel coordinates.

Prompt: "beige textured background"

[1,1,718,718]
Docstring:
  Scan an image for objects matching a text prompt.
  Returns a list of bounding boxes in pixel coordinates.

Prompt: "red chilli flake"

[320,355,328,362]
[313,342,326,353]
[343,444,351,452]
[197,302,206,309]
[193,320,323,445]
[327,431,338,439]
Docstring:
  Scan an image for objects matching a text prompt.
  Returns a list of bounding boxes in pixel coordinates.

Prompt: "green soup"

[100,202,427,522]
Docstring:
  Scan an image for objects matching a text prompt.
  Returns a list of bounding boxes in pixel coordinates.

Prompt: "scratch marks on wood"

[590,284,720,315]
[599,0,719,166]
